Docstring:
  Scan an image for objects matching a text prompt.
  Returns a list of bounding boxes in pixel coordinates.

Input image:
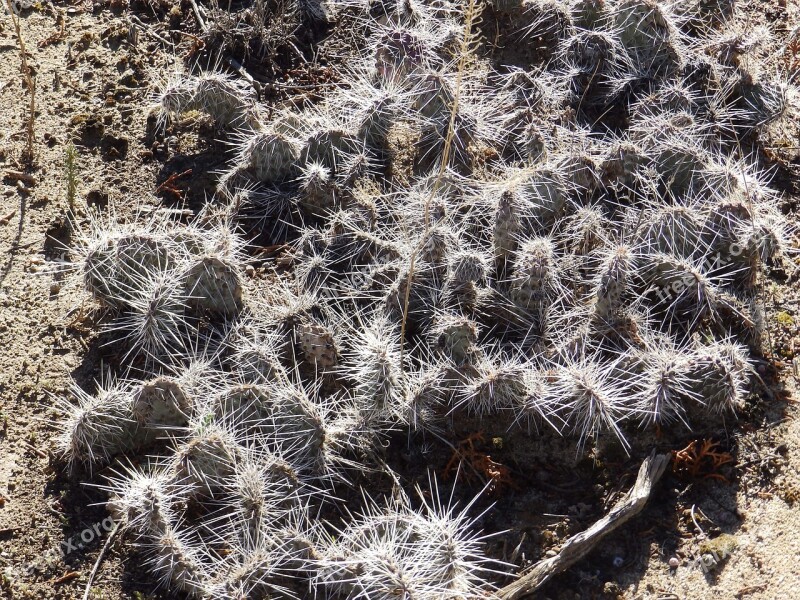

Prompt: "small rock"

[669,556,680,568]
[118,69,139,86]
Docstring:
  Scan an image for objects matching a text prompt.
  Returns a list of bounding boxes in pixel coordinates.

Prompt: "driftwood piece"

[497,451,670,600]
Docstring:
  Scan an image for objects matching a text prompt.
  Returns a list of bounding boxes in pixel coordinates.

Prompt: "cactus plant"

[552,354,636,452]
[157,71,256,129]
[613,0,683,80]
[55,379,135,471]
[236,129,302,185]
[314,490,498,599]
[182,255,244,317]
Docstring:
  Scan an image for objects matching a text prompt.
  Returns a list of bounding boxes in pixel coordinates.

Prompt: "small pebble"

[669,556,680,569]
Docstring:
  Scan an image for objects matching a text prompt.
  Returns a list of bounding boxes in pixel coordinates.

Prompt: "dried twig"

[22,440,47,458]
[38,5,65,48]
[497,451,670,599]
[51,571,80,585]
[65,141,78,215]
[188,0,207,30]
[4,170,36,185]
[128,14,173,47]
[399,0,481,356]
[735,583,767,597]
[82,520,120,600]
[4,0,35,163]
[0,210,17,225]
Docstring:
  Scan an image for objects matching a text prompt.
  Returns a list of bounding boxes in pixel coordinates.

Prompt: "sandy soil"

[1,4,170,598]
[0,1,799,599]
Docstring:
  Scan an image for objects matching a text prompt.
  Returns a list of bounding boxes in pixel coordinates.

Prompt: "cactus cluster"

[69,207,245,364]
[55,0,795,596]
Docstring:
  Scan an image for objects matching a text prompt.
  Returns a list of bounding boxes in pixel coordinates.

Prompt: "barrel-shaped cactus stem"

[550,354,636,453]
[182,255,244,318]
[54,379,135,472]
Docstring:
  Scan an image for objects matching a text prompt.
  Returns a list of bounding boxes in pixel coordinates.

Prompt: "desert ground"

[2,0,800,599]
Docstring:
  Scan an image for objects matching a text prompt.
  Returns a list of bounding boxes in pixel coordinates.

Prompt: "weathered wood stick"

[497,450,670,600]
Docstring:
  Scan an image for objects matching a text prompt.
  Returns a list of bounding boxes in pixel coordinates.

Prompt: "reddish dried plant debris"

[672,439,734,482]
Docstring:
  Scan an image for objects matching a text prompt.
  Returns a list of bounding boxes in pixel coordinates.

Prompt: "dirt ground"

[1,1,800,599]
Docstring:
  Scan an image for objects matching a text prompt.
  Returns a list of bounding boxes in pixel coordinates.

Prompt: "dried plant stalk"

[4,0,35,163]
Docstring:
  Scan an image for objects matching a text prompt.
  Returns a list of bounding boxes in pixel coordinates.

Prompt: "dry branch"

[497,451,670,600]
[81,520,120,600]
[4,0,35,163]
